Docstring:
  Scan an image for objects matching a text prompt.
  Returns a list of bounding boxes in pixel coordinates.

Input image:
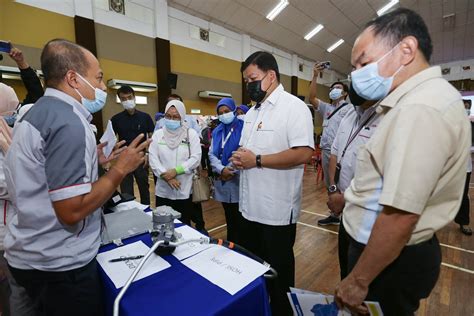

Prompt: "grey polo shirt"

[4,88,101,271]
[331,105,382,192]
[318,100,351,151]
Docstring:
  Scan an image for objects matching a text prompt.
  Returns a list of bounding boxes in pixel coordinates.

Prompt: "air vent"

[442,13,455,32]
[109,0,125,14]
[200,28,209,42]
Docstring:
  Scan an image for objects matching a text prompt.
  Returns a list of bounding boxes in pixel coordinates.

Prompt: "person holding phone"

[209,98,244,243]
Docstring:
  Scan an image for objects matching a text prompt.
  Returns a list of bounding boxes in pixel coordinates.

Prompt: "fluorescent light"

[304,24,324,40]
[266,0,289,21]
[327,39,344,53]
[377,0,399,16]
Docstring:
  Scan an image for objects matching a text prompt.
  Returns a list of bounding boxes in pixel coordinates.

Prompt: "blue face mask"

[74,73,107,113]
[164,118,181,131]
[218,111,235,125]
[351,43,403,100]
[3,113,17,127]
[329,88,343,100]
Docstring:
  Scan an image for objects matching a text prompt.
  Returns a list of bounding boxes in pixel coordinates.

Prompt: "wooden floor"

[141,167,474,316]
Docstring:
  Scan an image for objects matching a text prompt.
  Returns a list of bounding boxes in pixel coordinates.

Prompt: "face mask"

[4,113,17,127]
[218,111,235,125]
[74,73,107,113]
[351,44,403,100]
[348,81,367,106]
[246,73,270,103]
[329,88,343,100]
[237,114,245,120]
[164,118,181,131]
[122,99,136,110]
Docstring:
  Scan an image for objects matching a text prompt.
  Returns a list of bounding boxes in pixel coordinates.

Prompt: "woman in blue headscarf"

[209,98,244,243]
[236,104,249,120]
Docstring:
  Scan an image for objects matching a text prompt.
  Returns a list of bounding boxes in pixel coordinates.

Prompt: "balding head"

[41,39,90,88]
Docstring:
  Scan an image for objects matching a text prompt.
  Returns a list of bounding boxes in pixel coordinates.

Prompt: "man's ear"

[400,36,418,66]
[65,70,80,89]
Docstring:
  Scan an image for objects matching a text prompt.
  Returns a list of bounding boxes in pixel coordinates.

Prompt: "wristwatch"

[256,154,262,168]
[328,184,338,194]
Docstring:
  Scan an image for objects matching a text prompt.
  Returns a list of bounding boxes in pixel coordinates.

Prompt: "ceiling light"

[377,0,399,16]
[266,0,289,21]
[304,24,324,40]
[327,39,344,53]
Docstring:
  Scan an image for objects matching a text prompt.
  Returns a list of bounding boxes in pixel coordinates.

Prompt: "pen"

[109,255,144,263]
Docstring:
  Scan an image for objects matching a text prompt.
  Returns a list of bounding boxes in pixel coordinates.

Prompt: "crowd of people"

[0,7,471,316]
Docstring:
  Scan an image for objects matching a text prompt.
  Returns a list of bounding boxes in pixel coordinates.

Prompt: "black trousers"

[222,202,241,244]
[455,172,471,225]
[156,196,194,226]
[120,163,150,205]
[347,235,441,316]
[8,259,103,316]
[338,217,350,280]
[191,200,206,231]
[239,217,296,316]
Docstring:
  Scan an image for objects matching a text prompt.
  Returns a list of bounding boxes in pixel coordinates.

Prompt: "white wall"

[13,0,331,79]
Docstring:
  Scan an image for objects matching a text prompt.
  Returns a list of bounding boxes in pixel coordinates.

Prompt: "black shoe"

[460,225,472,236]
[318,215,340,226]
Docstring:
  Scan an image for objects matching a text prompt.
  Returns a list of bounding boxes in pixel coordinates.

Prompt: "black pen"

[109,255,144,263]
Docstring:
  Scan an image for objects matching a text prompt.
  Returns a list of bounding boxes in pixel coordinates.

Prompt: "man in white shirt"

[232,51,314,316]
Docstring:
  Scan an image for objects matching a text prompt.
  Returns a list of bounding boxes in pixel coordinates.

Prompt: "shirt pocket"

[353,146,380,192]
[358,126,376,140]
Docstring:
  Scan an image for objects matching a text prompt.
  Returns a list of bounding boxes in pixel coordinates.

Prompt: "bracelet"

[256,155,262,168]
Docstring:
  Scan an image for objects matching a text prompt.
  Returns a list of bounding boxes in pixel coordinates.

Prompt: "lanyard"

[341,110,377,160]
[221,127,234,149]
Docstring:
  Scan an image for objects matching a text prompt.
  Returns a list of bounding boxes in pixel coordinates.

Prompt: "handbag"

[187,129,211,202]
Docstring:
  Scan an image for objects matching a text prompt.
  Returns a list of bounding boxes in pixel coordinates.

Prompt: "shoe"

[460,225,472,236]
[318,215,340,226]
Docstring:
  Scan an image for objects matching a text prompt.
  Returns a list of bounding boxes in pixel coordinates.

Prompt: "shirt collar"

[379,66,441,109]
[44,88,93,122]
[261,84,284,107]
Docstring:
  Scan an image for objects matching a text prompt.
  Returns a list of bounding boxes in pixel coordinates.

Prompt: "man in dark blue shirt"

[111,85,154,205]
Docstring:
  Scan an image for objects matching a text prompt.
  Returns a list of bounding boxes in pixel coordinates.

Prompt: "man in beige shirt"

[334,8,470,316]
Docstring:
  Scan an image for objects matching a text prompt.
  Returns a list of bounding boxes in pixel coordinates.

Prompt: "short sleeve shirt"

[111,110,154,146]
[343,67,471,245]
[318,100,351,151]
[4,88,101,271]
[239,84,314,225]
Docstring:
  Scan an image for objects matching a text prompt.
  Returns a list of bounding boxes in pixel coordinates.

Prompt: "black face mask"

[348,81,367,106]
[246,74,269,103]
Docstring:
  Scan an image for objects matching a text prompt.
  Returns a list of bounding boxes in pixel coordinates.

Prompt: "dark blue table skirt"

[99,232,271,316]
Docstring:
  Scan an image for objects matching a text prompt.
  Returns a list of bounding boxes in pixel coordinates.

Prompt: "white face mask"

[122,99,136,110]
[329,88,343,100]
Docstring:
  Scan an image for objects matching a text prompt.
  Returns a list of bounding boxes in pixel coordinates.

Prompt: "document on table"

[181,245,269,295]
[172,225,212,260]
[97,241,170,289]
[99,120,116,159]
[288,289,383,316]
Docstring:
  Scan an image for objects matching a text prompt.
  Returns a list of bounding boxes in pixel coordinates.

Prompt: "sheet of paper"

[99,120,116,158]
[181,245,269,295]
[97,241,170,289]
[287,291,383,316]
[172,225,212,260]
[113,200,149,213]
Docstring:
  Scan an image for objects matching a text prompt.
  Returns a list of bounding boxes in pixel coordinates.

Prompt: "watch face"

[328,185,337,193]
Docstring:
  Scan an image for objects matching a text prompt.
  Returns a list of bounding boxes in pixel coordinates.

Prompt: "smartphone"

[0,41,12,53]
[320,61,331,69]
